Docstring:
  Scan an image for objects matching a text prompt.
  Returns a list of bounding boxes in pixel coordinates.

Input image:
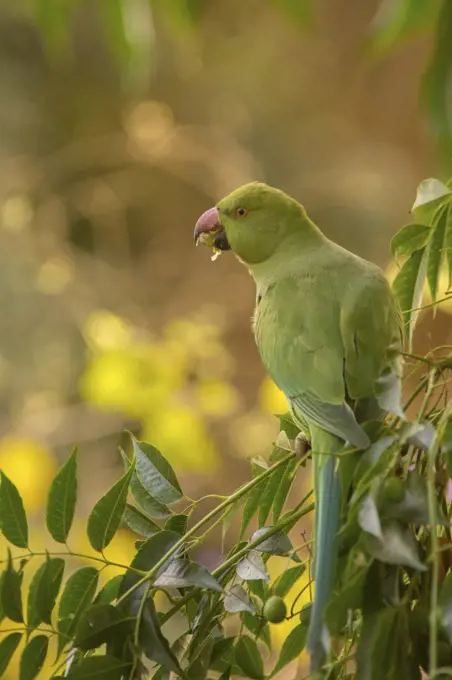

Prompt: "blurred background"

[0,0,452,675]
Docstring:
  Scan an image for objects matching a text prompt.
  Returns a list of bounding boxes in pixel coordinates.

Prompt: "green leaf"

[122,447,172,519]
[138,596,185,675]
[325,545,371,636]
[427,205,448,303]
[390,223,431,259]
[19,635,48,680]
[391,246,427,350]
[270,622,308,676]
[87,466,133,552]
[411,178,451,213]
[0,471,28,548]
[130,470,171,519]
[358,494,383,540]
[57,567,99,654]
[234,636,264,679]
[2,551,23,622]
[46,446,77,543]
[258,464,287,527]
[273,564,305,598]
[211,637,235,667]
[248,579,268,602]
[66,655,131,679]
[365,522,427,571]
[236,550,270,582]
[356,605,418,680]
[445,202,452,287]
[222,499,243,549]
[154,559,223,592]
[241,611,271,651]
[94,575,123,605]
[381,473,432,525]
[27,556,65,630]
[74,604,131,650]
[122,503,159,536]
[133,437,183,504]
[368,0,440,55]
[240,462,269,538]
[27,563,46,630]
[224,585,255,614]
[119,531,181,601]
[278,412,300,440]
[273,459,297,523]
[36,557,65,625]
[0,632,22,675]
[250,527,293,555]
[164,513,188,535]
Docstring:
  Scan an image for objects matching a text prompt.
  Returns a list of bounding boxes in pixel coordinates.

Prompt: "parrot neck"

[246,216,326,287]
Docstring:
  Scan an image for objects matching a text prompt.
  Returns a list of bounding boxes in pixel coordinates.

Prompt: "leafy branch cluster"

[0,434,313,680]
[0,176,452,679]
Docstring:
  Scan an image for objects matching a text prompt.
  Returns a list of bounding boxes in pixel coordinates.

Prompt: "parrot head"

[194,182,308,265]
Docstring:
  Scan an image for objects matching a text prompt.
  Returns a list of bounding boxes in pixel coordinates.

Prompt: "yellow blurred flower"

[34,257,73,295]
[142,406,219,473]
[230,410,279,457]
[0,437,57,513]
[259,377,288,414]
[195,380,239,417]
[84,310,132,350]
[80,344,186,418]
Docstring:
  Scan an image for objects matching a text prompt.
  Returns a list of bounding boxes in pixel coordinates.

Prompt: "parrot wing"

[255,253,402,447]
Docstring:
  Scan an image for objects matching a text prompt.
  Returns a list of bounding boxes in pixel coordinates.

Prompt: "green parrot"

[193,182,403,673]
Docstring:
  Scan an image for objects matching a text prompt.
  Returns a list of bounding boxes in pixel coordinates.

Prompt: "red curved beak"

[194,207,231,251]
[193,207,221,244]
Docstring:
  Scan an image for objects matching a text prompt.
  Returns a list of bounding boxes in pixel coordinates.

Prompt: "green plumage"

[196,181,403,673]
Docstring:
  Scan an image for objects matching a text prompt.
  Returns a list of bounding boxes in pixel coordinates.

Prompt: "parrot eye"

[235,207,248,218]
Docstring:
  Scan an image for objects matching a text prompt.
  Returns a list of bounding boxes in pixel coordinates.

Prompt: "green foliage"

[46,445,77,544]
[0,177,452,678]
[391,176,452,347]
[0,472,29,548]
[14,0,452,158]
[87,465,134,552]
[19,635,48,680]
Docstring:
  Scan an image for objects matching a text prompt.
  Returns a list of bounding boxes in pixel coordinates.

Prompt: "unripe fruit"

[263,596,287,623]
[382,477,405,503]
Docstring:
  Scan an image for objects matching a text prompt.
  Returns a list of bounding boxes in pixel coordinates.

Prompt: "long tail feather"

[307,431,342,674]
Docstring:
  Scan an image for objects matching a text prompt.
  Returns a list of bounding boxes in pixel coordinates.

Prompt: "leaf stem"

[0,550,146,576]
[159,494,314,625]
[116,451,298,606]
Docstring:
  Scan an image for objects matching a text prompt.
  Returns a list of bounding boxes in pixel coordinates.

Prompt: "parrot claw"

[295,433,309,459]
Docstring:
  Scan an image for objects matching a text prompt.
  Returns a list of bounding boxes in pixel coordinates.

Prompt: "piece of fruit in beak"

[194,207,221,246]
[194,206,231,254]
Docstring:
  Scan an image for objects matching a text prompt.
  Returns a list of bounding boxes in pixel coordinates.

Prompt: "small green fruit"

[263,596,287,623]
[382,477,405,503]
